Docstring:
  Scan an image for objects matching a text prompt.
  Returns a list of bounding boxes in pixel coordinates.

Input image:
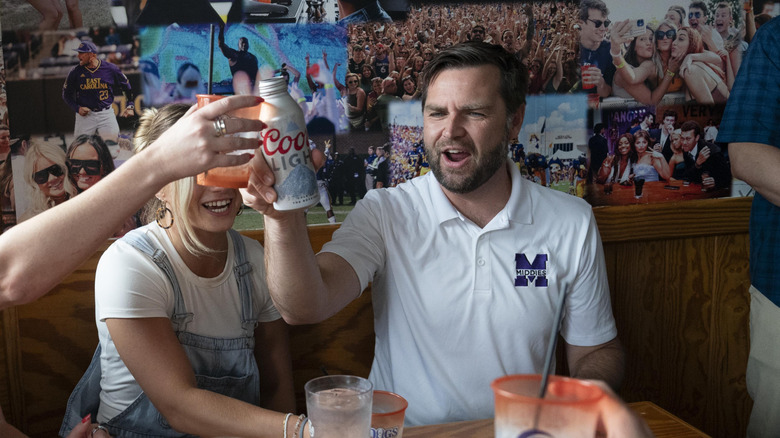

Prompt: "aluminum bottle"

[258,77,319,211]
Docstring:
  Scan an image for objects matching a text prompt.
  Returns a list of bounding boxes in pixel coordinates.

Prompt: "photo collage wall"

[0,0,774,234]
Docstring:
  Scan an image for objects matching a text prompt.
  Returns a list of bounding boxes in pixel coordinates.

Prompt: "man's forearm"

[730,142,780,206]
[568,338,625,391]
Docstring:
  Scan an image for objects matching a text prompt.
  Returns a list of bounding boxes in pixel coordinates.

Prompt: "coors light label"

[258,77,319,211]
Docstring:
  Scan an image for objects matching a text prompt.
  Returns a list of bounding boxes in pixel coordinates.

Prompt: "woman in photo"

[401,75,420,101]
[66,135,115,193]
[632,129,670,182]
[335,72,366,132]
[20,141,77,222]
[596,132,637,185]
[610,22,683,105]
[61,104,305,437]
[673,27,730,104]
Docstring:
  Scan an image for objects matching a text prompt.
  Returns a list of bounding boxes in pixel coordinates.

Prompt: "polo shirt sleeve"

[320,193,385,293]
[560,208,618,346]
[717,19,780,146]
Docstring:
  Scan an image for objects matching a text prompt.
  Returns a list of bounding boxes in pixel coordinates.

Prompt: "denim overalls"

[60,229,260,437]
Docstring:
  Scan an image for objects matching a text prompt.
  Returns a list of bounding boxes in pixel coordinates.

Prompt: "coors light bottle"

[258,77,319,211]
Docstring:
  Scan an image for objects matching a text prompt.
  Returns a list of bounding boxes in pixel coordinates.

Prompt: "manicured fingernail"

[82,414,91,423]
[255,97,265,103]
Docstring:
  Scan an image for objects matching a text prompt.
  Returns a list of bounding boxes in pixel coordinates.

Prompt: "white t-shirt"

[322,163,617,426]
[94,223,280,422]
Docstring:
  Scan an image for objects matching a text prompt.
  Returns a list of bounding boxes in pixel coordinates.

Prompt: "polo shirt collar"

[427,162,534,227]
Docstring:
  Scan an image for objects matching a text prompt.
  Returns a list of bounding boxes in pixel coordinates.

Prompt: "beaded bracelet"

[293,414,306,438]
[283,413,293,438]
[665,69,676,77]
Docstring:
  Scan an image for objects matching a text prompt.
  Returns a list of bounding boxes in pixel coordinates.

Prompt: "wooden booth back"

[0,198,755,437]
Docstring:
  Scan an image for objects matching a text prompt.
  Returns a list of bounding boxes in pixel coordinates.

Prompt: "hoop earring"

[156,206,174,229]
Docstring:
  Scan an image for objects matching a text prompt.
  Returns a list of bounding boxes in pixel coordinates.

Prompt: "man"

[653,110,678,162]
[717,16,780,438]
[578,0,614,97]
[678,120,731,189]
[0,126,10,165]
[704,119,719,143]
[373,144,389,188]
[244,41,624,427]
[218,24,259,91]
[373,77,402,134]
[588,123,608,183]
[630,113,654,135]
[688,1,727,55]
[61,41,134,143]
[364,145,377,193]
[468,24,486,42]
[714,1,748,75]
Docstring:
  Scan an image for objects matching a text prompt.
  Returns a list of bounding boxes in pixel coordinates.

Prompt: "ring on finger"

[92,425,109,436]
[213,116,228,138]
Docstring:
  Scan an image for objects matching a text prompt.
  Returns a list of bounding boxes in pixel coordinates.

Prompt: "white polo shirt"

[321,163,617,426]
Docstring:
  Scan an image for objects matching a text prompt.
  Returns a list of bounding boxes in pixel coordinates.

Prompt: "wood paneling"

[0,198,754,437]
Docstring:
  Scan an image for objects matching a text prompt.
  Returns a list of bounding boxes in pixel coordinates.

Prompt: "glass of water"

[305,375,373,438]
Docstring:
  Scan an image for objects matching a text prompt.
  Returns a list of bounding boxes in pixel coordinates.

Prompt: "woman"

[66,135,115,193]
[61,104,308,438]
[610,22,682,105]
[20,141,78,222]
[673,27,730,104]
[632,129,670,182]
[359,64,376,95]
[409,55,424,82]
[665,5,686,29]
[666,129,687,180]
[0,157,15,234]
[596,133,637,185]
[401,75,419,101]
[364,77,383,131]
[654,20,685,94]
[335,72,366,132]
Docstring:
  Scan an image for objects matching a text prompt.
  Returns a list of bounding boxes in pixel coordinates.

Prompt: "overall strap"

[122,229,193,331]
[228,229,257,337]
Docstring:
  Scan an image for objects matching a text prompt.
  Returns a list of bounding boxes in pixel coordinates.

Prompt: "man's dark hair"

[689,0,709,16]
[680,120,702,137]
[420,41,529,116]
[593,123,605,134]
[662,109,678,121]
[579,0,609,22]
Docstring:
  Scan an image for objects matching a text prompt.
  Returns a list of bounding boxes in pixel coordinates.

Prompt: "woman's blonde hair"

[23,140,78,216]
[133,103,216,256]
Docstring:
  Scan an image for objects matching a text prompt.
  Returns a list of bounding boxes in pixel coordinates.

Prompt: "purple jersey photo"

[62,60,134,113]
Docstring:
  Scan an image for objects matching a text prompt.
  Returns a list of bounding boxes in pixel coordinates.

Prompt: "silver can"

[258,77,319,211]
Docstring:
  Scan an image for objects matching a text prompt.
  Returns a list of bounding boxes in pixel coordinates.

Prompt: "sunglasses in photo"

[688,11,702,18]
[68,159,101,176]
[587,18,611,28]
[655,29,676,40]
[33,164,64,185]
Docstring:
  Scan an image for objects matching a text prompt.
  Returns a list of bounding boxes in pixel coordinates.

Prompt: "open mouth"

[443,148,471,164]
[203,199,232,214]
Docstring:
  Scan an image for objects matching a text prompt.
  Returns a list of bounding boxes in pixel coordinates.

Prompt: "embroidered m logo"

[514,254,549,287]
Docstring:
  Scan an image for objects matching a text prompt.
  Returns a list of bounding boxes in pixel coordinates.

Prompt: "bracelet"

[613,57,626,69]
[293,414,306,438]
[610,49,621,57]
[298,417,310,438]
[324,83,334,89]
[283,413,293,438]
[665,69,676,77]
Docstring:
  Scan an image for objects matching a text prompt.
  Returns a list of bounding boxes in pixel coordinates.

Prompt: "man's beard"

[426,130,509,194]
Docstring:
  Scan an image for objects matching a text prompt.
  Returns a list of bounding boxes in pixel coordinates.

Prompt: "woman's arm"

[0,96,264,310]
[107,317,287,437]
[255,319,296,413]
[332,63,346,95]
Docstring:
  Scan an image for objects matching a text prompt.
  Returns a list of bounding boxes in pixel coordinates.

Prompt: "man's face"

[580,8,609,50]
[0,130,10,153]
[663,116,676,131]
[680,129,699,152]
[644,114,654,125]
[714,7,732,33]
[423,65,523,194]
[77,52,94,66]
[470,27,485,42]
[688,7,705,29]
[239,38,248,51]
